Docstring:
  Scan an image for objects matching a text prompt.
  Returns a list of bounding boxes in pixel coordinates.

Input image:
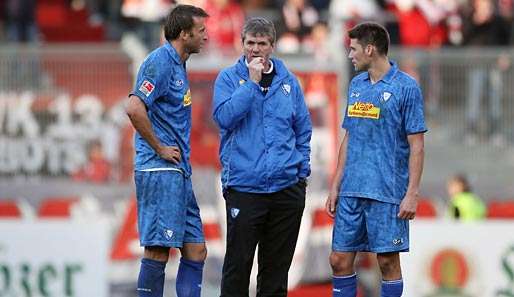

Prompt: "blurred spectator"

[205,0,245,55]
[446,174,486,221]
[329,0,391,53]
[276,31,302,53]
[69,0,126,40]
[121,0,173,50]
[103,0,124,40]
[276,0,319,52]
[73,140,112,183]
[310,0,331,11]
[462,0,510,46]
[462,0,510,143]
[177,0,206,7]
[5,0,38,43]
[386,0,448,47]
[329,0,380,22]
[498,0,514,43]
[302,21,330,60]
[240,0,272,10]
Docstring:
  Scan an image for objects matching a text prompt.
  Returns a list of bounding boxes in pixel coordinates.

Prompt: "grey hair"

[241,17,276,45]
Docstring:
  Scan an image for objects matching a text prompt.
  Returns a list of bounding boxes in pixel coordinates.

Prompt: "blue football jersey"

[130,43,193,176]
[339,61,427,204]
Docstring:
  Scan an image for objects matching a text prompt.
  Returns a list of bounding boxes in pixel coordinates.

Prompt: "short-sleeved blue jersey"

[130,43,193,176]
[339,61,427,205]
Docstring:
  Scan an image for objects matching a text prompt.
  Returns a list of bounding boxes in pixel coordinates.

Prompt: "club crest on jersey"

[382,92,392,102]
[239,79,245,85]
[139,80,155,97]
[183,89,192,106]
[175,79,184,87]
[282,84,291,95]
[392,238,403,245]
[231,208,240,218]
[164,229,174,240]
[348,101,380,119]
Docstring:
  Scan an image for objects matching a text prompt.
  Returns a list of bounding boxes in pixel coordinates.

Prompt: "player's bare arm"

[126,95,181,164]
[398,132,425,220]
[326,131,349,218]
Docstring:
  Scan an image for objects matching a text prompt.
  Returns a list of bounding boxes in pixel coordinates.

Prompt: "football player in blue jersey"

[125,5,208,297]
[325,22,427,297]
[212,17,312,297]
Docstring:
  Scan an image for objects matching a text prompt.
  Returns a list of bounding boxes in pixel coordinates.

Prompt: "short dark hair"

[164,4,208,41]
[241,17,276,45]
[348,22,390,56]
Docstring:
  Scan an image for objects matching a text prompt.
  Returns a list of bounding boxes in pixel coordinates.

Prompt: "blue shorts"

[332,196,409,253]
[134,170,205,248]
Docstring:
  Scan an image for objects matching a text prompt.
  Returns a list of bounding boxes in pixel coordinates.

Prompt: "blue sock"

[176,258,204,297]
[381,279,403,297]
[333,273,357,297]
[137,258,166,297]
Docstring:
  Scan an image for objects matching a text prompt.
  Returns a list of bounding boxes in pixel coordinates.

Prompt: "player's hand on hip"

[157,145,181,164]
[398,192,419,220]
[248,57,264,83]
[325,191,339,218]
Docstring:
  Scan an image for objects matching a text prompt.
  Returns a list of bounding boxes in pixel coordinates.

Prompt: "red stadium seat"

[487,200,514,219]
[0,200,22,218]
[38,197,80,218]
[416,198,437,218]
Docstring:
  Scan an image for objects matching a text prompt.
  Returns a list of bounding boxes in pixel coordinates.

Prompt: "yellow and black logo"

[347,101,380,119]
[183,89,192,106]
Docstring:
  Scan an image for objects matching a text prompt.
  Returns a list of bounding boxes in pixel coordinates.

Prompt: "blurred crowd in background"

[1,0,514,55]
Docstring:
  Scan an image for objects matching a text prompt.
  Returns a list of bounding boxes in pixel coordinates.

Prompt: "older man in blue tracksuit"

[212,17,312,297]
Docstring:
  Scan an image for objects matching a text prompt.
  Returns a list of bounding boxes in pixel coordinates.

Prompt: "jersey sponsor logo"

[230,208,240,218]
[383,92,392,101]
[183,89,192,106]
[350,92,360,98]
[139,80,155,97]
[164,229,174,240]
[347,101,380,119]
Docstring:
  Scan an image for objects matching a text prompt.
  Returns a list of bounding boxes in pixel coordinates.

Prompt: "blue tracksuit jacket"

[212,56,312,193]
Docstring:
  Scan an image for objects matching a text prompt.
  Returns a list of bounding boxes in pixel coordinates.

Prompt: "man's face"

[242,34,274,65]
[185,16,208,54]
[348,38,371,71]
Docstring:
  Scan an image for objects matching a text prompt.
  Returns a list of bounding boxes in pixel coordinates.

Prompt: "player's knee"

[182,243,207,262]
[196,245,207,262]
[329,252,354,275]
[377,253,401,277]
[144,246,170,262]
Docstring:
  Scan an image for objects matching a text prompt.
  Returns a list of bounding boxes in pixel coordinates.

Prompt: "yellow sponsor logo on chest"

[183,89,192,106]
[347,101,380,119]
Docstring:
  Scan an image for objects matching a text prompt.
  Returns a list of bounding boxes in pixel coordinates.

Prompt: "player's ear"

[365,44,373,56]
[179,30,190,40]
